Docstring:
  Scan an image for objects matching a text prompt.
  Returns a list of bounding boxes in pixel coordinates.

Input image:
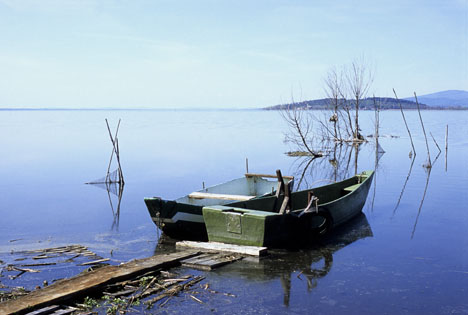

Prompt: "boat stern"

[203,205,291,247]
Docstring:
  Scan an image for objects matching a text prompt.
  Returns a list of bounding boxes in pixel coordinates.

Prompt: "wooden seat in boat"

[188,192,255,201]
[343,184,360,192]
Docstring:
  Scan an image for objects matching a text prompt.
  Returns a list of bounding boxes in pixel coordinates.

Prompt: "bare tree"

[323,66,345,141]
[280,104,323,157]
[321,66,354,142]
[345,57,373,142]
[279,58,374,156]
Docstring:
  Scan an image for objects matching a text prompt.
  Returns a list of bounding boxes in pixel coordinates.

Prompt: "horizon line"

[0,107,262,111]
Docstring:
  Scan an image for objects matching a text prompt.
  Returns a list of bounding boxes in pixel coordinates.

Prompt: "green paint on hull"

[203,170,374,248]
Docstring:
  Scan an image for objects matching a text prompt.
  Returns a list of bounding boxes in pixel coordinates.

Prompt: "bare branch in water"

[280,103,323,157]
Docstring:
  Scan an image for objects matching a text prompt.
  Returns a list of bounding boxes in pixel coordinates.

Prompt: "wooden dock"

[0,241,265,314]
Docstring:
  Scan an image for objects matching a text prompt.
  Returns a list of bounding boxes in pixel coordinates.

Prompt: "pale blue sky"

[0,0,467,108]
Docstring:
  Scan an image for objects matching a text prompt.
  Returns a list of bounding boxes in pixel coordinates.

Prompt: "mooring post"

[445,124,448,172]
[445,125,448,152]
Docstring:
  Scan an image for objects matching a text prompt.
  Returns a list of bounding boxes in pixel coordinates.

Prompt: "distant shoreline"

[1,107,467,111]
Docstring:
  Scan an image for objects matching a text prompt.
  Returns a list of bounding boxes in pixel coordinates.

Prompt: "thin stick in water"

[414,92,431,167]
[430,132,441,153]
[393,89,416,156]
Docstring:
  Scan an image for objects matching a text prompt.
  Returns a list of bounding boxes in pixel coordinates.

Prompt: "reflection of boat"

[212,213,373,307]
[203,170,374,247]
[144,174,293,241]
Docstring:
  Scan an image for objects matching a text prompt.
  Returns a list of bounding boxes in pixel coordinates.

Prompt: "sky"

[0,0,467,109]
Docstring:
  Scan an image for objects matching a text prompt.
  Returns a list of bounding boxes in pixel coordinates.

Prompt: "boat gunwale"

[308,170,374,210]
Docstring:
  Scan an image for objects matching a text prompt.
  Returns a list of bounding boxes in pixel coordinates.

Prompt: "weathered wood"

[51,307,77,315]
[245,173,294,180]
[179,253,213,264]
[0,251,199,315]
[7,266,40,273]
[275,169,285,199]
[176,241,267,256]
[188,191,254,201]
[79,258,110,266]
[279,180,292,214]
[445,125,448,151]
[145,276,205,306]
[24,305,60,315]
[343,184,360,192]
[393,89,416,156]
[181,253,243,271]
[19,262,57,267]
[103,288,138,298]
[414,92,431,166]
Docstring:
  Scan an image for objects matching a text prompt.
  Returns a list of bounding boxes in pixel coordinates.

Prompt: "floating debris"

[2,245,108,285]
[0,249,243,314]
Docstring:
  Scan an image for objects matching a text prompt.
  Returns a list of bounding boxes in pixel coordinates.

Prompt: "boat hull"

[144,176,286,240]
[203,171,374,247]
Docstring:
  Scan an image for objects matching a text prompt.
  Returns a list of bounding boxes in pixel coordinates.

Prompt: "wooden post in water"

[445,125,448,152]
[445,125,448,171]
[393,89,416,157]
[414,92,431,167]
[105,119,124,184]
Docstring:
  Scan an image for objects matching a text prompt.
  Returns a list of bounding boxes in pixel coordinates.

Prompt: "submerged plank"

[176,241,267,256]
[0,251,199,315]
[181,253,243,271]
[24,305,60,315]
[79,258,110,266]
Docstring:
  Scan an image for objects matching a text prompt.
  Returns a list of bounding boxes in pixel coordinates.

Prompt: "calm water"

[1,109,468,314]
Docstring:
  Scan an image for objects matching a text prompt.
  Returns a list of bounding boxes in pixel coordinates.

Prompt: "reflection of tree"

[290,143,360,191]
[214,214,372,307]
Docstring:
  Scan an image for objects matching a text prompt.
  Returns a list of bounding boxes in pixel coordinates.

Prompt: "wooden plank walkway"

[0,251,199,315]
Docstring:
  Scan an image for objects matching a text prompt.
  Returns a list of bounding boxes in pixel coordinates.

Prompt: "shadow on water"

[218,213,373,307]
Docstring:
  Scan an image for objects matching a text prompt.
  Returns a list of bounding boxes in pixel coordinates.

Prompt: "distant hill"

[403,90,468,108]
[264,97,428,110]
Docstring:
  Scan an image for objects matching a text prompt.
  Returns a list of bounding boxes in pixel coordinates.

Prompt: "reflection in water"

[392,157,416,217]
[292,141,383,193]
[292,144,359,191]
[411,151,440,239]
[219,213,373,307]
[371,139,385,211]
[152,213,372,307]
[87,181,124,231]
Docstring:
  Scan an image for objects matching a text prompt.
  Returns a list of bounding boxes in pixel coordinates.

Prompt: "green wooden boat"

[144,173,293,241]
[202,170,374,247]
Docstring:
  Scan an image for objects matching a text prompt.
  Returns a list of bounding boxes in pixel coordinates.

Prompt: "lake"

[1,109,468,313]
